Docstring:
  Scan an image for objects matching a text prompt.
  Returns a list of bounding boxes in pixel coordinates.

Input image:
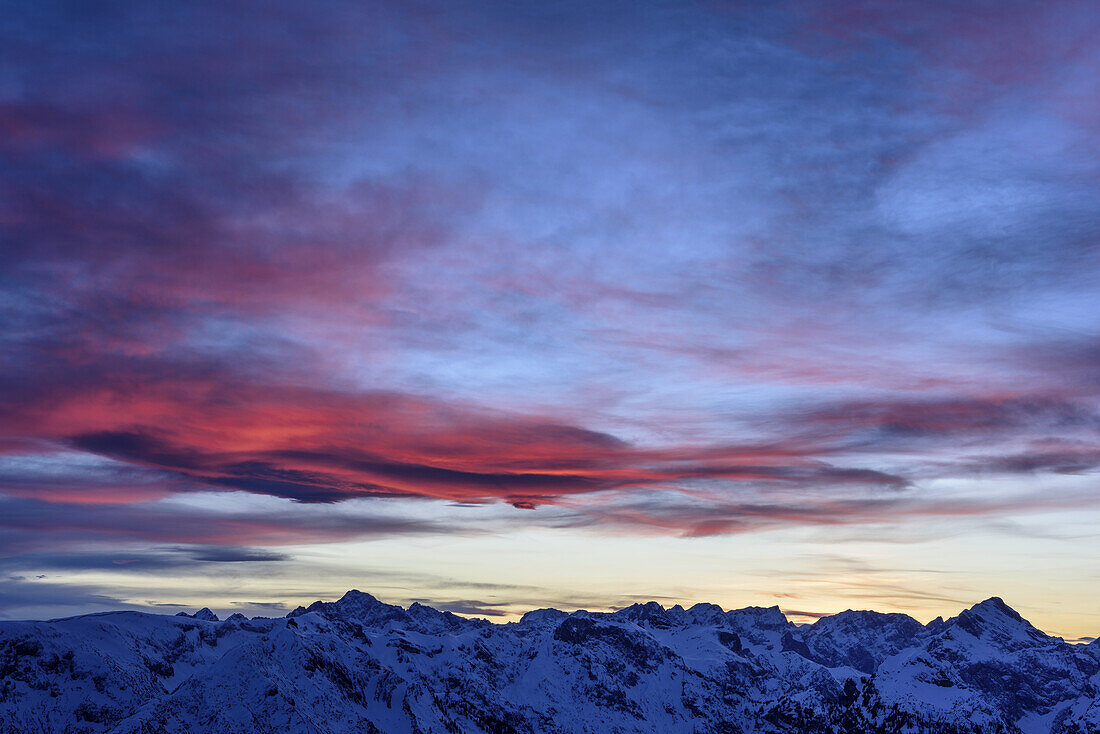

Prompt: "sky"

[1,0,1098,640]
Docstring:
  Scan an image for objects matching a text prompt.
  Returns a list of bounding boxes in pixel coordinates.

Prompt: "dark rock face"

[716,630,742,653]
[553,618,666,668]
[801,610,926,673]
[780,631,814,659]
[0,595,1096,734]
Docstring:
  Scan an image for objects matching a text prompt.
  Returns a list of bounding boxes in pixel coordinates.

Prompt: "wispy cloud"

[2,0,1098,626]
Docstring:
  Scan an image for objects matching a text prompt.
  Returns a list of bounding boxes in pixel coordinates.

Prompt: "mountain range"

[1,591,1097,733]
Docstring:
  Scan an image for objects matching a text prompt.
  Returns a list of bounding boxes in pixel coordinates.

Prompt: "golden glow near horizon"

[19,499,1099,641]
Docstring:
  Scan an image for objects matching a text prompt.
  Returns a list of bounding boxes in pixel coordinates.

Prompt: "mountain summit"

[0,593,1096,733]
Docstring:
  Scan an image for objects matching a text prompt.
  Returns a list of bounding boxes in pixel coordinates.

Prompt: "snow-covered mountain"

[1,591,1096,733]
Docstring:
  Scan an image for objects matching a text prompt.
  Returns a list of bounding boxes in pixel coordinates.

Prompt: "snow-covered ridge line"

[1,590,1097,733]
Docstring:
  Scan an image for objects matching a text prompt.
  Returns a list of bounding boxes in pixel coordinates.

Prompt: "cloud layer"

[2,0,1098,622]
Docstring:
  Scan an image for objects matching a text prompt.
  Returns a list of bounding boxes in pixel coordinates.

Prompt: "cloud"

[0,550,187,573]
[781,609,834,621]
[1,0,1097,566]
[408,598,511,617]
[0,576,138,619]
[181,546,288,563]
[553,486,1096,538]
[967,449,1100,476]
[1,346,1097,543]
[0,346,923,513]
[796,396,1100,440]
[1010,337,1100,397]
[228,601,289,612]
[0,495,445,550]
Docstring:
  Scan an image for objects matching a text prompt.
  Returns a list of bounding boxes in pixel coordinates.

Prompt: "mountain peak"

[193,608,219,622]
[969,596,1024,622]
[338,589,379,604]
[949,596,1050,647]
[728,605,789,629]
[808,608,923,635]
[687,602,725,624]
[519,608,568,626]
[801,609,925,673]
[613,601,678,628]
[295,589,410,626]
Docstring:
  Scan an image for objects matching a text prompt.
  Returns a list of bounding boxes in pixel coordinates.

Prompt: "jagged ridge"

[0,591,1097,734]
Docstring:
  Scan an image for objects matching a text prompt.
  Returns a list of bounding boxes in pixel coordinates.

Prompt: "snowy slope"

[0,591,1095,734]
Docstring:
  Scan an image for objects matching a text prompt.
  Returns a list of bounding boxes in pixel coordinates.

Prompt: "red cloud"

[0,358,910,509]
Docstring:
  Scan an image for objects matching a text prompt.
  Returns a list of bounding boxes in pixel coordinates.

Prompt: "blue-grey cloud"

[1,0,1097,575]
